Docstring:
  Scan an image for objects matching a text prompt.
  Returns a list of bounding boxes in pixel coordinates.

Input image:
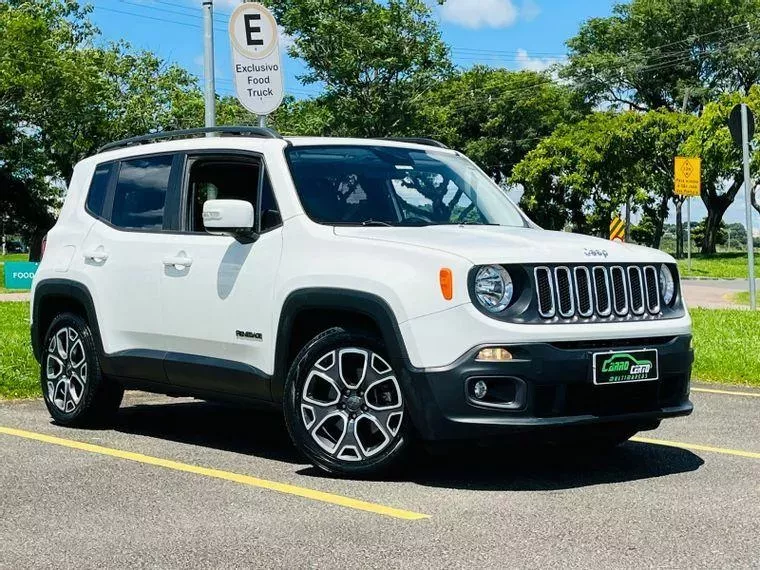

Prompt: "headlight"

[659,264,675,305]
[474,265,513,312]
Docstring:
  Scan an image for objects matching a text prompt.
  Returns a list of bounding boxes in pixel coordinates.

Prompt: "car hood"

[333,225,674,265]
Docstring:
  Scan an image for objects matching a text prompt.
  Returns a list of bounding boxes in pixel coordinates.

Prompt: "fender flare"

[271,288,413,402]
[31,279,103,363]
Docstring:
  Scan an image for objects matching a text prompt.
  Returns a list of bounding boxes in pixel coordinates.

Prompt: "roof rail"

[98,126,284,153]
[383,137,449,149]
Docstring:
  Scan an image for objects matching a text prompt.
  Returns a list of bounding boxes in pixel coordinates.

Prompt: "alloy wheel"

[45,326,88,413]
[299,348,404,462]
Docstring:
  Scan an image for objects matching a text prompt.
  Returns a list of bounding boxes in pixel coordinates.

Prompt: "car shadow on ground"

[108,399,704,491]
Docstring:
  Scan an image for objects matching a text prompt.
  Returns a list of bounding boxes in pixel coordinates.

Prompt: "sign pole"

[741,103,756,310]
[674,156,700,273]
[687,197,691,272]
[202,0,217,133]
[258,115,266,128]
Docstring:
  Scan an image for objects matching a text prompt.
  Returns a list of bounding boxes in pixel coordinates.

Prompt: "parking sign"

[228,2,284,116]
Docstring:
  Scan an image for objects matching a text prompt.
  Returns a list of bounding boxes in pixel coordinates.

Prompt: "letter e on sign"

[229,2,284,116]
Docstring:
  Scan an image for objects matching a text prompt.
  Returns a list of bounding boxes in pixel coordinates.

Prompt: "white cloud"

[440,0,518,29]
[520,0,541,21]
[515,48,562,72]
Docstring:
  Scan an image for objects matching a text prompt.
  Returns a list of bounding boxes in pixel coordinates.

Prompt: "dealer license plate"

[592,349,659,385]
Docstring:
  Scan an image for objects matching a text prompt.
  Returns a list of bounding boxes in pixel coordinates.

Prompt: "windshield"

[285,145,528,227]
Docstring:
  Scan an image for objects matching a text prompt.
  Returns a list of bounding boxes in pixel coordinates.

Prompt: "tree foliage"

[267,0,451,137]
[512,110,694,242]
[563,0,760,111]
[418,67,588,183]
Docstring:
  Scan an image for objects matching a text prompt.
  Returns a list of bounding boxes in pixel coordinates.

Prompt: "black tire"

[40,313,123,427]
[283,327,410,477]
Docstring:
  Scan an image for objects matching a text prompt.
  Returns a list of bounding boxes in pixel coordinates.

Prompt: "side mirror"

[202,199,257,241]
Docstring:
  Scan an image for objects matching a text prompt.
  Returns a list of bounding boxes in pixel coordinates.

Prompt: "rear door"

[158,151,284,399]
[79,153,181,380]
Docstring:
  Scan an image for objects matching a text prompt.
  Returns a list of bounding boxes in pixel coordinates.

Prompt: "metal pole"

[202,0,216,133]
[1,215,6,257]
[258,115,267,128]
[741,103,756,310]
[625,196,631,243]
[687,198,691,272]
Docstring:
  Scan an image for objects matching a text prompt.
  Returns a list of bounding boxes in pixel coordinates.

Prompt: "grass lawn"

[0,253,30,294]
[677,251,755,279]
[0,302,758,399]
[691,308,760,386]
[0,302,38,399]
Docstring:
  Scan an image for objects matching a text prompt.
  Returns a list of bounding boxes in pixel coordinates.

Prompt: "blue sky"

[89,0,756,227]
[89,0,615,100]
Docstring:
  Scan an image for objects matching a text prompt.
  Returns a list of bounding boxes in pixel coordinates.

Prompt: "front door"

[159,152,283,400]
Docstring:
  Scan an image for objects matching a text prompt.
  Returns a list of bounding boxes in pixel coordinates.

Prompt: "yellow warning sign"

[675,157,701,197]
[610,216,625,242]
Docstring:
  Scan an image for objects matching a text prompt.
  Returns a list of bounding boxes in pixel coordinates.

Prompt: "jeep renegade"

[30,127,693,476]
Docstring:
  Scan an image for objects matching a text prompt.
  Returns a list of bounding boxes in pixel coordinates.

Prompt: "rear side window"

[86,163,113,219]
[111,155,173,230]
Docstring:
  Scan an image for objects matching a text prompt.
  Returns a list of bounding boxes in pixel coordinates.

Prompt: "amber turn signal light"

[439,268,453,300]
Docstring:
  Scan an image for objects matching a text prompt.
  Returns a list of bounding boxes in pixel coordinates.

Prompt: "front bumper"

[401,334,693,441]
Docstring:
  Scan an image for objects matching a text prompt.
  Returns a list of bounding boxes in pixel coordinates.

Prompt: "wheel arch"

[32,279,103,363]
[272,288,412,402]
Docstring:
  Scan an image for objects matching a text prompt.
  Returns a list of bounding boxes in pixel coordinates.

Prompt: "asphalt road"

[1,385,758,569]
[681,279,752,309]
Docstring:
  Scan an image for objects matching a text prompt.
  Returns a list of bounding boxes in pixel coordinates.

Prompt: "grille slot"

[554,267,575,317]
[627,266,646,315]
[573,267,593,317]
[644,266,660,314]
[534,267,556,318]
[609,266,628,315]
[533,264,666,321]
[593,266,612,317]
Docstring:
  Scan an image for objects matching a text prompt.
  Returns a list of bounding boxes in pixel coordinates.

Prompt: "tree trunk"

[701,179,741,254]
[650,193,669,249]
[701,205,729,254]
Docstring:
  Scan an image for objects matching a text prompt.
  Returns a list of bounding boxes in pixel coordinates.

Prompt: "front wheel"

[283,328,410,477]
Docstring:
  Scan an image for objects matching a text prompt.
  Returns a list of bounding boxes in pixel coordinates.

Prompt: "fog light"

[476,347,513,362]
[473,380,488,400]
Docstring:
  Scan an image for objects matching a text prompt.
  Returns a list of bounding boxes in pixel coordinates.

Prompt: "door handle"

[83,248,108,263]
[163,255,193,269]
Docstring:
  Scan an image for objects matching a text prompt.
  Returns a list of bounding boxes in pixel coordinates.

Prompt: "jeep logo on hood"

[584,248,609,258]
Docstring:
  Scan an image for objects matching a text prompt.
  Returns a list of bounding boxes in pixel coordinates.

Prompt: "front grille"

[534,265,664,321]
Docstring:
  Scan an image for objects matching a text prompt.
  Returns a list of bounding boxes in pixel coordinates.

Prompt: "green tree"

[563,0,760,112]
[267,0,451,137]
[0,1,217,248]
[693,217,728,247]
[512,109,694,243]
[418,67,587,183]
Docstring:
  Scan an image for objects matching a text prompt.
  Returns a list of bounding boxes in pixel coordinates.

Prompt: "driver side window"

[184,155,281,233]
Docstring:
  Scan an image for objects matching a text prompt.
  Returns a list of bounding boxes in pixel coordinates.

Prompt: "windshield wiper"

[361,219,393,227]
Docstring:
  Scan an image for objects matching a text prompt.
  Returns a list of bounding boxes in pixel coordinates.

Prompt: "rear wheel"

[283,328,410,477]
[41,313,123,427]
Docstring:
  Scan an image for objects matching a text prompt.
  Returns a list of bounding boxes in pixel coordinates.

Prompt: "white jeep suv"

[30,127,693,476]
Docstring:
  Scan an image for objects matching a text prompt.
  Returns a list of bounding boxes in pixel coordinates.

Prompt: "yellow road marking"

[0,426,429,521]
[632,436,760,460]
[692,387,760,398]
